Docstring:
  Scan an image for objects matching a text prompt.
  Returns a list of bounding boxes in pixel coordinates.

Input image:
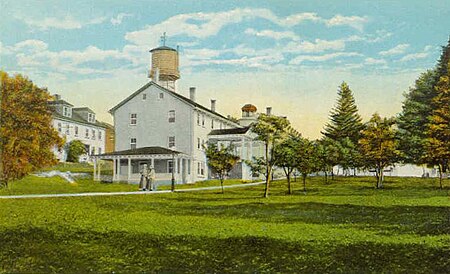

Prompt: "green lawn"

[1,176,449,273]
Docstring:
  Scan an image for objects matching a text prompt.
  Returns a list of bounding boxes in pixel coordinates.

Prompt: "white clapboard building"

[49,95,106,162]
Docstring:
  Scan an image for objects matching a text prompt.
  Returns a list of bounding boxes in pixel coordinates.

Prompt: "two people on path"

[139,164,156,191]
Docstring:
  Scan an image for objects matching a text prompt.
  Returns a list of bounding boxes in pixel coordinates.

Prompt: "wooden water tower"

[149,33,180,91]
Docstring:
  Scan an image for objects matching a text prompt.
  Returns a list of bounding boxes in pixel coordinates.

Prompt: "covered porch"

[92,147,192,185]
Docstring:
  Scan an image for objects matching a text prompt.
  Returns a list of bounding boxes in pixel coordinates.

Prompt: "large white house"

[49,95,106,162]
[95,81,266,184]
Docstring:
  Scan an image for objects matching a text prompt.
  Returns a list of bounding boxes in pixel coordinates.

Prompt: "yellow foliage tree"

[0,71,64,187]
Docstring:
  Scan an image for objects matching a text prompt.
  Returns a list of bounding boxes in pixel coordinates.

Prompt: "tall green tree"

[273,135,302,194]
[424,64,450,189]
[322,82,364,173]
[322,82,364,144]
[0,71,64,187]
[250,114,290,198]
[359,113,401,189]
[398,37,450,165]
[397,70,437,164]
[205,143,240,194]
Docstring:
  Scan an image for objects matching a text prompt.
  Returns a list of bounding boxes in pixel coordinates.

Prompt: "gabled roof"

[96,146,181,156]
[209,126,251,136]
[109,81,239,124]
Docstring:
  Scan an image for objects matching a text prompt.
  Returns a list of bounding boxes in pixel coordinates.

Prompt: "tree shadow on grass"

[148,201,450,236]
[0,226,449,273]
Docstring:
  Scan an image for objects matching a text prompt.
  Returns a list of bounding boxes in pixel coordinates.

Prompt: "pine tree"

[398,37,450,164]
[424,63,450,189]
[322,82,364,172]
[397,70,437,163]
[322,82,364,143]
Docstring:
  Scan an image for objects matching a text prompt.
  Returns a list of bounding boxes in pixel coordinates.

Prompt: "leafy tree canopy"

[66,140,87,163]
[0,71,64,187]
[205,142,240,193]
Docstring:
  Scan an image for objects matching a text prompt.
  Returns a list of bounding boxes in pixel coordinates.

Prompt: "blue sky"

[1,0,449,138]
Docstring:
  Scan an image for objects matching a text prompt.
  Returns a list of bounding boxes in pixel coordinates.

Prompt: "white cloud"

[289,52,362,65]
[379,44,410,56]
[284,38,348,53]
[111,13,132,25]
[125,8,369,47]
[244,28,300,41]
[325,14,369,31]
[364,57,387,65]
[400,47,431,62]
[21,16,106,30]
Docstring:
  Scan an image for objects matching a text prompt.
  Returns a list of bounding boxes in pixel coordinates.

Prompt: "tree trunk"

[263,142,271,198]
[376,166,384,189]
[438,164,443,190]
[324,170,328,184]
[302,174,307,192]
[331,170,334,180]
[287,173,291,195]
[220,177,224,194]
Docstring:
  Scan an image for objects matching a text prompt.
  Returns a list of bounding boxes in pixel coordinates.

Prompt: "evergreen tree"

[322,82,364,172]
[424,63,450,189]
[398,37,450,164]
[397,70,437,163]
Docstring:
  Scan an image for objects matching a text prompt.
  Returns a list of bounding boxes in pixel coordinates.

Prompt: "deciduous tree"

[66,140,87,163]
[359,113,401,189]
[205,143,240,193]
[296,138,319,192]
[250,114,290,198]
[0,71,63,187]
[424,64,450,189]
[273,135,302,194]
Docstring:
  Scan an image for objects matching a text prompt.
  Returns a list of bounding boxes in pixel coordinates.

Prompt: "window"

[188,160,191,175]
[168,136,175,148]
[142,93,147,100]
[197,162,204,176]
[168,110,175,123]
[98,148,102,155]
[202,139,205,149]
[85,128,89,138]
[197,138,201,149]
[168,160,174,173]
[88,113,95,123]
[92,129,96,140]
[98,130,102,140]
[74,126,78,136]
[57,123,62,133]
[197,162,200,175]
[130,138,137,149]
[130,113,137,125]
[65,124,70,135]
[91,146,95,155]
[197,113,200,125]
[63,106,71,117]
[211,119,214,129]
[202,114,205,127]
[159,92,164,99]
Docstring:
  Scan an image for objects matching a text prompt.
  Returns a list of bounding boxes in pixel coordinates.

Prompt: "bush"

[66,140,86,163]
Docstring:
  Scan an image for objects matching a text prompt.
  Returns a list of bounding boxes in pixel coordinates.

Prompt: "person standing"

[139,164,150,191]
[146,166,156,191]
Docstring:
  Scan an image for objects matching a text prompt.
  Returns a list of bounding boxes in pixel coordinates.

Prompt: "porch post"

[97,160,102,181]
[180,158,184,183]
[151,158,155,168]
[174,156,178,183]
[127,157,131,182]
[93,158,97,181]
[112,158,116,181]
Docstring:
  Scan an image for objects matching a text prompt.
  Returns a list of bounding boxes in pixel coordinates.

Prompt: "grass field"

[1,176,449,273]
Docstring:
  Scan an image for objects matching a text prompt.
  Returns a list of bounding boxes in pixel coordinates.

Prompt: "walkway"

[0,181,265,200]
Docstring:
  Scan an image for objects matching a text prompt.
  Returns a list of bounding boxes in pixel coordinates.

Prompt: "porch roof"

[93,146,186,159]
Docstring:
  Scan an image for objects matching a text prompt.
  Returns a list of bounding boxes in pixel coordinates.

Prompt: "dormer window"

[63,106,72,118]
[142,93,147,100]
[88,113,95,123]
